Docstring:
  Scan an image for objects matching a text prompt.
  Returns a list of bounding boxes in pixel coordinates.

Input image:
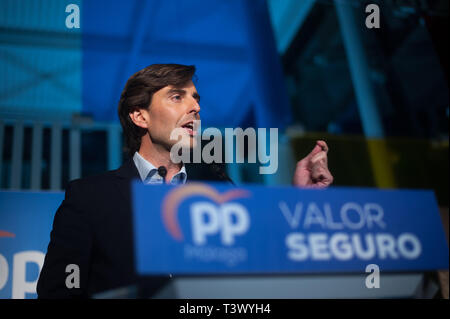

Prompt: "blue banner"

[0,191,63,299]
[132,182,449,275]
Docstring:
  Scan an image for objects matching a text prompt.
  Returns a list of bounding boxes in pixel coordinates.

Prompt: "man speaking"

[37,64,333,298]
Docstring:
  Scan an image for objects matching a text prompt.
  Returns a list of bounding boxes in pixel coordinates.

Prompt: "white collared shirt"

[132,152,187,185]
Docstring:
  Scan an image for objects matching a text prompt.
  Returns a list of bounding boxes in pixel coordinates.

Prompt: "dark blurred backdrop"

[0,0,448,205]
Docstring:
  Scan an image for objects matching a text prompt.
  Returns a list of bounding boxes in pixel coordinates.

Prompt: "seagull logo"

[0,230,15,238]
[162,183,250,241]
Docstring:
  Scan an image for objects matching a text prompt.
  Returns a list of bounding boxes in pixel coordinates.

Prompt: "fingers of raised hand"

[310,158,333,185]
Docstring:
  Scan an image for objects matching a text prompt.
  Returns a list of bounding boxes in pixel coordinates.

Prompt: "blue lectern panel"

[132,182,449,275]
[0,191,63,299]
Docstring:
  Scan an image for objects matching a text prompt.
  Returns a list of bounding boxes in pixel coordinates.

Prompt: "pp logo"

[162,184,251,246]
[1,230,45,299]
[191,202,249,245]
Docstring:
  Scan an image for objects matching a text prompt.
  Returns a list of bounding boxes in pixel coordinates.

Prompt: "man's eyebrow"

[166,88,186,96]
[166,88,200,102]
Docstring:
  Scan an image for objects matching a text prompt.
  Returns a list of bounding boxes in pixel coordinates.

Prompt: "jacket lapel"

[112,158,141,203]
[114,158,141,180]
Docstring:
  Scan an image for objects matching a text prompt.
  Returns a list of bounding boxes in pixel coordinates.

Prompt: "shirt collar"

[132,152,187,185]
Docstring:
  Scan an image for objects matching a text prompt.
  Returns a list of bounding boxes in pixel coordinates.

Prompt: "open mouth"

[181,121,195,136]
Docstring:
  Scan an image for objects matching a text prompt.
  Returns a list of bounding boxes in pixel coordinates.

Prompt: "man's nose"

[188,98,200,114]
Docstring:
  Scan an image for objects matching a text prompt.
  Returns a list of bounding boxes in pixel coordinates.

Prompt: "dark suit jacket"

[37,158,227,298]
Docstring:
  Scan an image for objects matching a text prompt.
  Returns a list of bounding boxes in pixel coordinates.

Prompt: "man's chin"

[169,137,197,151]
[169,138,199,164]
[180,136,197,149]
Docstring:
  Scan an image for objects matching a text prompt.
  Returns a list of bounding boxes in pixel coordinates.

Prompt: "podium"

[97,182,449,299]
[93,272,441,299]
[153,273,437,299]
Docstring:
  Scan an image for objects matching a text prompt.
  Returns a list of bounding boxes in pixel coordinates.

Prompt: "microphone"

[210,163,235,186]
[157,166,167,184]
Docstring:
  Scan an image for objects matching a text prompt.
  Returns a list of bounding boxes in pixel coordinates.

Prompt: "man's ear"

[129,109,149,129]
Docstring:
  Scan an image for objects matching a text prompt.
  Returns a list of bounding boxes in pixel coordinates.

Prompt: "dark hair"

[118,63,196,155]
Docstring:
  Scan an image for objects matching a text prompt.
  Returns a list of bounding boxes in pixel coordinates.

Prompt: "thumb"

[296,142,322,171]
[305,142,323,161]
